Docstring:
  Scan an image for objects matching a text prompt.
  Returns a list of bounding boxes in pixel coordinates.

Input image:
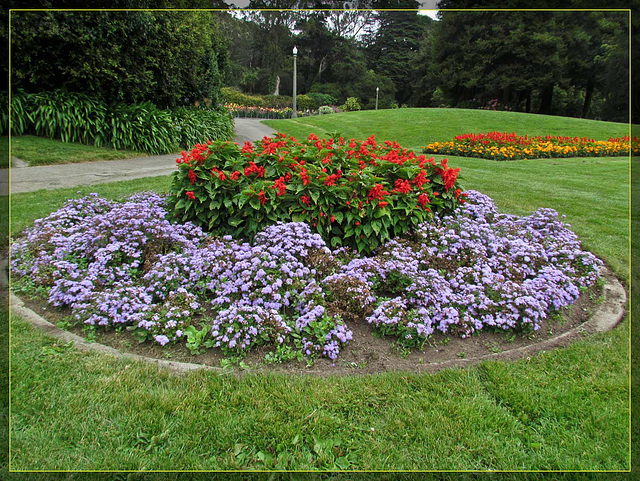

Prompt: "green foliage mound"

[167,134,465,254]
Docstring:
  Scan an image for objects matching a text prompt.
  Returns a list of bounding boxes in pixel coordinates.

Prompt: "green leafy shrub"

[221,87,264,107]
[173,107,234,149]
[30,91,107,144]
[308,92,338,109]
[341,97,361,112]
[4,90,234,155]
[167,134,464,254]
[318,106,334,115]
[96,101,178,154]
[1,90,32,136]
[296,94,314,111]
[262,95,293,109]
[11,11,227,108]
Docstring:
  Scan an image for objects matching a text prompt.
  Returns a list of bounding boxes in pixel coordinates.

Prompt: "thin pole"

[292,53,297,119]
[376,87,379,110]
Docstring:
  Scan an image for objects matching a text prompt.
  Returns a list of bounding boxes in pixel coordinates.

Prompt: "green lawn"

[8,109,631,471]
[264,108,630,152]
[5,135,147,166]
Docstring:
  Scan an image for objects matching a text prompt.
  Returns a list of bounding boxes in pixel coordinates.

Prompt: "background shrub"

[318,106,334,115]
[307,92,338,110]
[296,94,314,111]
[262,94,293,109]
[167,134,464,254]
[341,97,361,112]
[221,87,264,107]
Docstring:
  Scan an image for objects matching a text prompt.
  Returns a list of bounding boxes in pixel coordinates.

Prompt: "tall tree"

[365,2,430,105]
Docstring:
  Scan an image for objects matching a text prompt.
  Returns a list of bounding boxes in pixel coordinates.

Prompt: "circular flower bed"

[10,190,602,361]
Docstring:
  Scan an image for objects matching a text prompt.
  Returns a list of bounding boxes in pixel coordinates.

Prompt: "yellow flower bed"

[423,132,638,161]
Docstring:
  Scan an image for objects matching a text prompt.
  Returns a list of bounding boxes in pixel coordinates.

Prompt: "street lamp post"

[376,86,379,110]
[292,46,298,119]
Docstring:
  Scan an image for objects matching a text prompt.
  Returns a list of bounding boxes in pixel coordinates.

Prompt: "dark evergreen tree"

[365,2,430,105]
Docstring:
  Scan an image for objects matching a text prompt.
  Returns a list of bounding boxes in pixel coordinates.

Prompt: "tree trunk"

[538,84,554,114]
[525,91,531,113]
[581,78,594,118]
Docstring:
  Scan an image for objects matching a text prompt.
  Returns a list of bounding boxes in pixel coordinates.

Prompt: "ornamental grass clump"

[167,134,465,254]
[10,189,602,359]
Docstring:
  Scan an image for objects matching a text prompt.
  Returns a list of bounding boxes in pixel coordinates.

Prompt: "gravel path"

[1,119,277,194]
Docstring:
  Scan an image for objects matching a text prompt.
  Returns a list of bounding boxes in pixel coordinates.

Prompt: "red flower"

[188,170,197,185]
[299,168,310,186]
[230,171,242,181]
[441,166,460,190]
[355,221,360,226]
[412,170,429,189]
[186,191,195,200]
[272,176,287,196]
[378,201,389,208]
[242,142,254,154]
[417,193,430,209]
[218,172,226,181]
[300,195,311,205]
[324,173,339,186]
[368,184,389,202]
[244,162,265,178]
[393,179,412,194]
[258,190,267,206]
[330,215,335,223]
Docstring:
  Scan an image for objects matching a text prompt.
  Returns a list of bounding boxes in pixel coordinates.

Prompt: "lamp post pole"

[376,87,379,110]
[292,46,298,118]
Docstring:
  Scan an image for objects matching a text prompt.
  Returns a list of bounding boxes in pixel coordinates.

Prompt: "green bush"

[11,11,227,108]
[29,91,107,144]
[341,97,361,112]
[167,133,464,254]
[318,106,334,115]
[308,92,338,109]
[310,83,342,104]
[262,95,293,109]
[221,87,264,107]
[295,94,314,111]
[1,90,32,136]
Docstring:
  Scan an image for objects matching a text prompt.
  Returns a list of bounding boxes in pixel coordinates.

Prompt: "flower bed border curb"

[5,259,627,376]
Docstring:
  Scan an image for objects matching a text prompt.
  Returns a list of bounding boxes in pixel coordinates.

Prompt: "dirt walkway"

[1,119,277,195]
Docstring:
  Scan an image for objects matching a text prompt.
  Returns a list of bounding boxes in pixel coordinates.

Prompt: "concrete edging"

[6,265,627,376]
